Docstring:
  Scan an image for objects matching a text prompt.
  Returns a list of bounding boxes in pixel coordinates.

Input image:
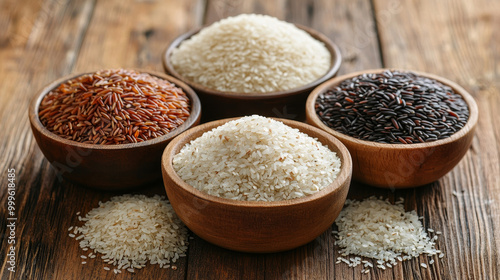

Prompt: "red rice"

[39,69,190,144]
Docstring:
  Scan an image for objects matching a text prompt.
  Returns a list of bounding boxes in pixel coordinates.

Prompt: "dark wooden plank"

[0,0,204,280]
[183,2,284,279]
[187,1,384,279]
[271,0,385,279]
[2,0,498,279]
[284,0,383,75]
[73,0,203,72]
[0,0,97,279]
[185,238,267,280]
[0,0,95,173]
[62,2,204,279]
[373,0,500,279]
[204,0,286,24]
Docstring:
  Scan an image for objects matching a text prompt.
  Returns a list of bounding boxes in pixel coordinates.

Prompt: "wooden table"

[1,0,499,279]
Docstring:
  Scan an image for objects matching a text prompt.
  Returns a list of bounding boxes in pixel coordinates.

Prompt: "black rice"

[315,70,469,144]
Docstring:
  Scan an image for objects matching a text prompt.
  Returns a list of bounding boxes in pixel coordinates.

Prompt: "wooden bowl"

[306,69,478,188]
[162,24,341,121]
[29,70,201,190]
[161,118,352,253]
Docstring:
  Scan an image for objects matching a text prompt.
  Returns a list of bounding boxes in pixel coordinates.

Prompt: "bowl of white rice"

[161,115,352,253]
[163,14,342,121]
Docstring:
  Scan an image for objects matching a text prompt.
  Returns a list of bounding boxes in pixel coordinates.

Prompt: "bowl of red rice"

[29,69,201,190]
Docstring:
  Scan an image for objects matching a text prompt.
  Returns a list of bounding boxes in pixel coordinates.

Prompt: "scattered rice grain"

[68,194,188,273]
[333,196,442,270]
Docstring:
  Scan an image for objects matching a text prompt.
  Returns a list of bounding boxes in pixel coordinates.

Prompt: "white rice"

[333,196,442,270]
[170,14,331,93]
[69,195,188,272]
[173,115,341,201]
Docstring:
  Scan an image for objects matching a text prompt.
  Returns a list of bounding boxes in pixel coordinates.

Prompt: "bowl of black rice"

[306,69,478,188]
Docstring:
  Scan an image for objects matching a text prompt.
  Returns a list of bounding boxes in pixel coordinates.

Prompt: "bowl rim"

[162,23,342,100]
[162,117,352,208]
[29,69,202,150]
[306,68,479,150]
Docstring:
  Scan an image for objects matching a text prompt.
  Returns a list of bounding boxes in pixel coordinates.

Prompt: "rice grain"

[39,69,190,144]
[69,195,188,273]
[173,115,341,201]
[171,14,331,93]
[333,196,443,270]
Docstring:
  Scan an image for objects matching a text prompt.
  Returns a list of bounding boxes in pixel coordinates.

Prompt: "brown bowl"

[29,70,201,190]
[306,69,478,188]
[162,24,341,121]
[161,117,352,253]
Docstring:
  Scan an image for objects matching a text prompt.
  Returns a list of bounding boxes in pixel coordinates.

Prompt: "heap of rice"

[333,197,443,273]
[172,115,341,201]
[170,14,331,93]
[68,195,188,273]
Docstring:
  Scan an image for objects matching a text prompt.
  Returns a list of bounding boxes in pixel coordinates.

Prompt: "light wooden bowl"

[162,24,341,121]
[306,69,478,188]
[161,118,352,253]
[29,70,201,190]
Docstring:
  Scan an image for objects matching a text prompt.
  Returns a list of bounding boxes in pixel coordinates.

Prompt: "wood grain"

[73,0,203,72]
[0,0,201,279]
[284,0,383,75]
[179,0,383,279]
[1,0,499,279]
[373,0,500,278]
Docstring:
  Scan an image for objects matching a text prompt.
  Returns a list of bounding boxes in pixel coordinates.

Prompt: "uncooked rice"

[39,69,190,144]
[333,196,442,270]
[170,14,331,93]
[173,115,341,201]
[69,194,188,272]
